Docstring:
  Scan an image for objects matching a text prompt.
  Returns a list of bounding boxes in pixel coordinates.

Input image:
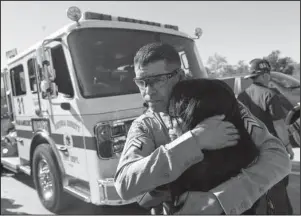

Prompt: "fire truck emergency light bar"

[81,11,179,31]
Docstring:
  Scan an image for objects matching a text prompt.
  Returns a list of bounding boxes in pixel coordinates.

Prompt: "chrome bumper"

[98,178,137,206]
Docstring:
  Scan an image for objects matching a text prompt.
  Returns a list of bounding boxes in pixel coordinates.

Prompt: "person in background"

[238,58,294,214]
[114,43,291,215]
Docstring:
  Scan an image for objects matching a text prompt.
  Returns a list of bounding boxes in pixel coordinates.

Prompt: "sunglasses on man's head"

[133,69,179,89]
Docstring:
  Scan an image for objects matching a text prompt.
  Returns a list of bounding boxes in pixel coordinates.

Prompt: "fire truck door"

[9,64,33,161]
[38,43,89,182]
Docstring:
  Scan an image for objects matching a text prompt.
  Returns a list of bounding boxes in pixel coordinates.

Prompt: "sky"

[1,1,300,70]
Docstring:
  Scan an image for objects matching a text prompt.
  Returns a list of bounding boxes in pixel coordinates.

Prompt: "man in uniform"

[238,58,294,214]
[114,43,291,214]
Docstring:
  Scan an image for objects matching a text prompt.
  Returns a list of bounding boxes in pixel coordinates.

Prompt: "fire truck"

[1,6,207,213]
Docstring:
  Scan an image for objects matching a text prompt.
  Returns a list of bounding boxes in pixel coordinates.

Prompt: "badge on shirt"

[258,62,270,70]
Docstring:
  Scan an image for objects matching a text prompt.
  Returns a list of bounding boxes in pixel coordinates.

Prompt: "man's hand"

[191,115,239,150]
[285,143,295,160]
[137,189,171,209]
[173,191,223,215]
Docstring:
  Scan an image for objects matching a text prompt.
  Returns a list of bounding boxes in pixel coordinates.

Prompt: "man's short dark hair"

[134,42,181,68]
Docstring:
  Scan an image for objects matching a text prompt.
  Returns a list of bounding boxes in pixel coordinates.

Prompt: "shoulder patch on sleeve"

[128,136,143,150]
[123,135,145,155]
[128,120,148,135]
[123,120,148,154]
[238,101,263,134]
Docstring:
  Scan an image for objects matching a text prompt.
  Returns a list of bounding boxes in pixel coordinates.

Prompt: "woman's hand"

[191,115,240,151]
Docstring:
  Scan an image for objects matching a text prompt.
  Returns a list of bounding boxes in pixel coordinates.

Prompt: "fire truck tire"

[32,144,70,213]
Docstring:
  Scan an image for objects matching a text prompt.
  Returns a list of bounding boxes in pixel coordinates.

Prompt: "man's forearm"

[209,136,291,214]
[174,138,291,215]
[190,101,292,215]
[114,131,203,200]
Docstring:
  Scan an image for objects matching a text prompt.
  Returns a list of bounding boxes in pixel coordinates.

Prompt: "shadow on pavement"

[60,201,149,215]
[2,168,149,215]
[1,168,35,189]
[12,173,35,189]
[1,198,29,215]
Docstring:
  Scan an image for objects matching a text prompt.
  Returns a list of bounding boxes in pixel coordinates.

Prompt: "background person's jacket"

[238,83,293,215]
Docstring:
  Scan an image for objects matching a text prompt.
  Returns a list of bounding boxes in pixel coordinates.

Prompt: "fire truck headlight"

[98,140,114,158]
[94,123,127,159]
[67,6,82,22]
[112,140,124,154]
[94,123,113,158]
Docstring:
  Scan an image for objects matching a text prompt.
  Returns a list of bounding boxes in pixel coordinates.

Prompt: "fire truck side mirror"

[36,45,56,82]
[40,80,58,99]
[36,46,44,67]
[44,47,56,82]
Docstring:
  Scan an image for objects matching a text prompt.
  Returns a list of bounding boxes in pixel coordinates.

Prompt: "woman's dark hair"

[168,78,240,130]
[165,78,260,214]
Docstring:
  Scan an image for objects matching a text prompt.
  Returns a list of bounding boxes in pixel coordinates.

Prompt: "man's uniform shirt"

[270,87,294,115]
[114,102,291,215]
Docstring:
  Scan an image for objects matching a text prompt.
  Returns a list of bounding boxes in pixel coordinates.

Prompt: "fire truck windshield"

[68,28,202,98]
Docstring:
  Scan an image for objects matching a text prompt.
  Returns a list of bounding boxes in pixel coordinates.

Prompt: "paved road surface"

[1,151,300,215]
[1,169,148,215]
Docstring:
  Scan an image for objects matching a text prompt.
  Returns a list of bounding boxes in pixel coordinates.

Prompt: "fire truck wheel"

[32,144,69,213]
